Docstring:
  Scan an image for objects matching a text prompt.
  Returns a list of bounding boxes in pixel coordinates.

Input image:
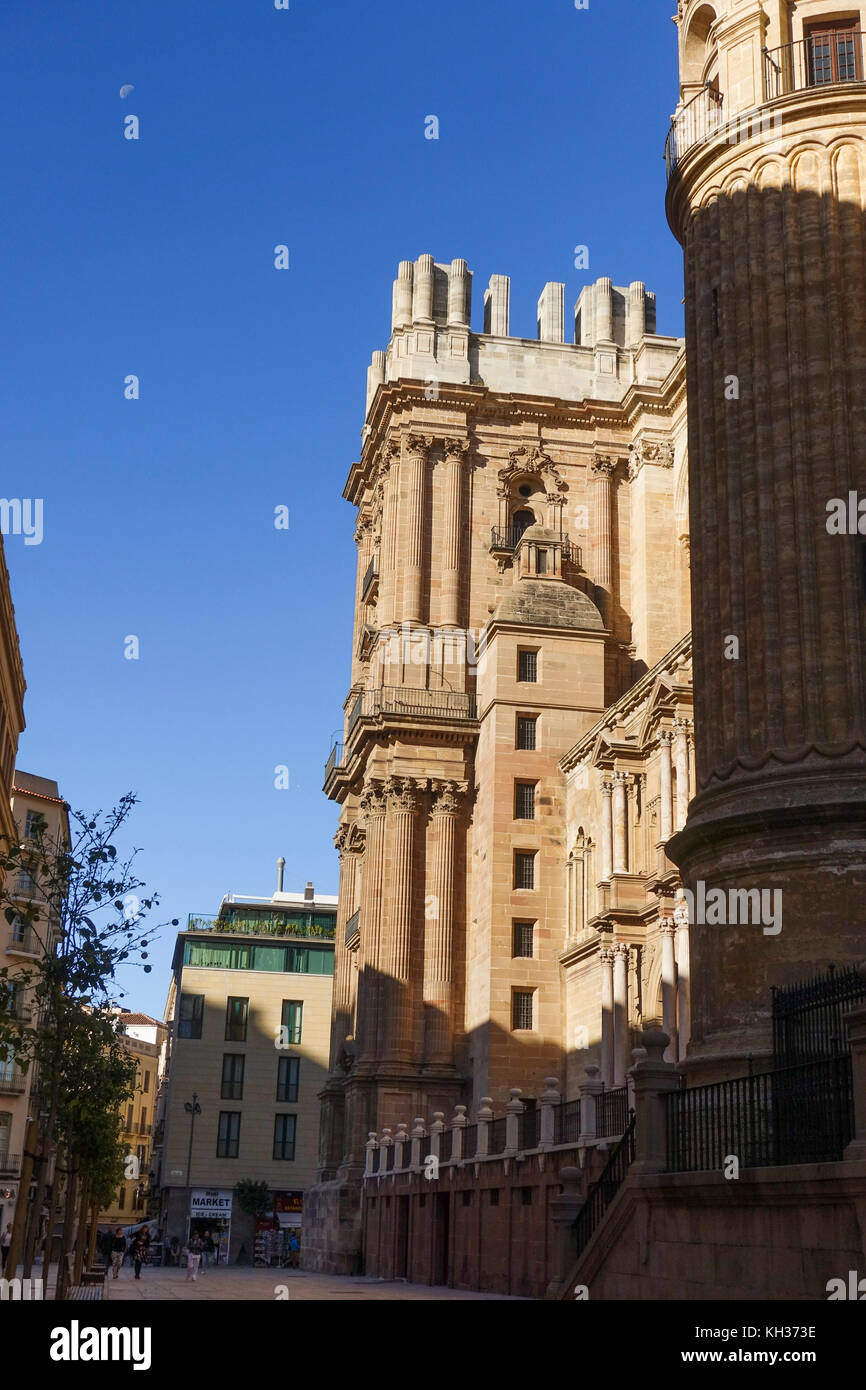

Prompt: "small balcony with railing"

[361,555,379,605]
[666,29,866,182]
[0,1153,21,1175]
[490,527,580,566]
[0,1069,27,1094]
[7,924,40,957]
[344,909,360,946]
[345,685,478,744]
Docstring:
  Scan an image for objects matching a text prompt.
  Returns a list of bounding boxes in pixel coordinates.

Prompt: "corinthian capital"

[360,778,387,819]
[385,775,425,815]
[442,437,470,462]
[405,432,433,459]
[430,779,467,816]
[591,455,616,479]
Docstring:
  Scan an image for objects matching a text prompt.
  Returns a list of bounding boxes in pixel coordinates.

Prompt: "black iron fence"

[324,741,343,780]
[517,1109,539,1151]
[462,1124,478,1158]
[572,1112,636,1262]
[488,1117,507,1154]
[666,1054,854,1172]
[347,686,478,738]
[555,1098,581,1146]
[596,1086,628,1137]
[772,962,866,1065]
[763,32,865,100]
[665,84,725,179]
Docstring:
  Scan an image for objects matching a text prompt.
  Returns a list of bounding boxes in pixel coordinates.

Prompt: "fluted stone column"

[613,772,629,873]
[392,260,414,330]
[440,439,468,628]
[424,780,464,1064]
[673,719,691,832]
[412,254,435,322]
[599,945,614,1086]
[401,434,430,625]
[659,918,677,1064]
[674,895,691,1063]
[612,942,629,1086]
[378,442,400,628]
[658,731,674,842]
[600,780,614,882]
[356,781,387,1068]
[383,777,423,1063]
[330,826,354,1064]
[590,456,615,622]
[447,258,470,326]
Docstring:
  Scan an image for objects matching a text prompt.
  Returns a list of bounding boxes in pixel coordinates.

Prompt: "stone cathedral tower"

[666,1,866,1081]
[303,254,687,1273]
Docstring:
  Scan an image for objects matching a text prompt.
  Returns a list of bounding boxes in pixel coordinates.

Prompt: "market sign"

[190,1189,233,1218]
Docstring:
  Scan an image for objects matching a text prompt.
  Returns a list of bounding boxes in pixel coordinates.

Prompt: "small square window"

[516,716,537,750]
[518,649,538,683]
[512,990,534,1031]
[515,782,536,820]
[514,852,535,891]
[513,922,534,958]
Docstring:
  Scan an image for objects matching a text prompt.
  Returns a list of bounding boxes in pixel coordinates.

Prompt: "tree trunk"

[5,1115,37,1281]
[44,1157,65,1297]
[55,1161,78,1300]
[73,1175,90,1284]
[23,1092,58,1278]
[87,1201,100,1268]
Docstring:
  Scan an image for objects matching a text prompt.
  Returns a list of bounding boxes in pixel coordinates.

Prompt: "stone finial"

[448,258,471,327]
[484,274,510,336]
[412,253,435,323]
[431,1111,446,1132]
[477,1097,494,1121]
[392,260,414,330]
[411,1116,426,1138]
[541,1077,560,1102]
[506,1087,524,1113]
[537,282,565,343]
[452,1104,468,1126]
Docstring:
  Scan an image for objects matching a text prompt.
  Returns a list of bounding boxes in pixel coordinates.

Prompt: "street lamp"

[183,1093,201,1238]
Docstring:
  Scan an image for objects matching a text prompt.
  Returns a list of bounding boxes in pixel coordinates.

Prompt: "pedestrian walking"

[170,1235,180,1267]
[201,1228,215,1273]
[288,1231,300,1268]
[132,1233,148,1281]
[0,1223,12,1271]
[186,1232,203,1281]
[110,1228,126,1279]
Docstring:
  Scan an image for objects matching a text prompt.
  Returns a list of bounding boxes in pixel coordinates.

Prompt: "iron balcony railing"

[0,1071,27,1093]
[489,527,579,564]
[417,1133,432,1162]
[665,1054,854,1173]
[324,741,343,781]
[772,962,865,1065]
[0,1153,21,1174]
[596,1085,629,1137]
[347,686,477,739]
[554,1097,582,1146]
[572,1112,636,1263]
[462,1123,478,1159]
[7,927,39,955]
[361,556,379,602]
[517,1109,539,1151]
[763,32,865,100]
[383,1144,395,1173]
[344,909,360,946]
[665,84,725,178]
[487,1117,507,1154]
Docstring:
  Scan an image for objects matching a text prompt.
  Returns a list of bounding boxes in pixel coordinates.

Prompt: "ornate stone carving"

[628,438,675,481]
[385,775,425,814]
[441,437,470,461]
[360,779,387,819]
[430,779,467,816]
[497,445,565,498]
[590,455,616,478]
[405,432,433,458]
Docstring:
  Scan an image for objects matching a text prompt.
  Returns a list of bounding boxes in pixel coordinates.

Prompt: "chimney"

[276,857,285,893]
[304,881,314,904]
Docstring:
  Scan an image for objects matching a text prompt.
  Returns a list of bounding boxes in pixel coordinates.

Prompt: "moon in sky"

[119,84,135,99]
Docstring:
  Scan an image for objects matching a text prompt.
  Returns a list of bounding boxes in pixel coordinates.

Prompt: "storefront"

[253,1191,303,1266]
[188,1189,232,1266]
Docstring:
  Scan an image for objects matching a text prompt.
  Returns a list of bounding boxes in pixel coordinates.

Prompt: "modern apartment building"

[158,875,336,1263]
[98,1011,166,1230]
[0,774,68,1239]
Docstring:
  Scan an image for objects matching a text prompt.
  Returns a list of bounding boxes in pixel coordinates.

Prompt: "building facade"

[0,774,68,1240]
[98,1011,165,1230]
[306,257,691,1273]
[665,0,866,1083]
[158,878,335,1263]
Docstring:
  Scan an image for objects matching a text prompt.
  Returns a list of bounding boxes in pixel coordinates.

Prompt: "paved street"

[102,1264,522,1300]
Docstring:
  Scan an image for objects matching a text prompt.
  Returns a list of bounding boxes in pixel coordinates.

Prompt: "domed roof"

[491,578,604,631]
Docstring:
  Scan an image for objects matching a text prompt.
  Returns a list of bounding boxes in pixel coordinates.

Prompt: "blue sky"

[1,0,683,1017]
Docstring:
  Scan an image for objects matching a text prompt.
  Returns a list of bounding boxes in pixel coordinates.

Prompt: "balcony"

[0,1070,27,1094]
[7,926,39,956]
[0,1153,21,1175]
[490,527,580,564]
[361,556,379,604]
[763,32,864,100]
[665,84,725,179]
[346,685,478,740]
[325,741,343,782]
[187,914,336,941]
[345,909,360,946]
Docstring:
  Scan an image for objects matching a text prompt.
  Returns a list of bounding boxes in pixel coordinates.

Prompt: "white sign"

[190,1189,233,1218]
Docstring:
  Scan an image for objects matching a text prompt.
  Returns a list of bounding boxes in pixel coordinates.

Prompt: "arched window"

[512,509,535,540]
[682,4,718,87]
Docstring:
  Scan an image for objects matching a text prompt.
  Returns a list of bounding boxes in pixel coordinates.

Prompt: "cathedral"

[303,0,866,1298]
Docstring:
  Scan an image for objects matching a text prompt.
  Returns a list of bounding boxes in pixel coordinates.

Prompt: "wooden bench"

[69,1285,103,1301]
